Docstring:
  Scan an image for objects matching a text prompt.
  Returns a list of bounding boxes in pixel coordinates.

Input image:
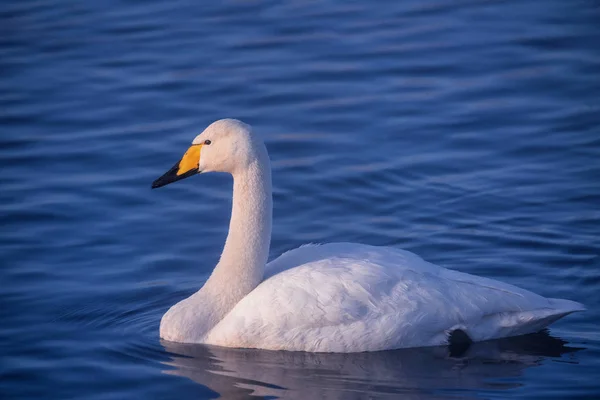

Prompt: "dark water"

[2,0,599,398]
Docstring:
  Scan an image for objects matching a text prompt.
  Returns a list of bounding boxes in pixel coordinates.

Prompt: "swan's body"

[153,119,583,353]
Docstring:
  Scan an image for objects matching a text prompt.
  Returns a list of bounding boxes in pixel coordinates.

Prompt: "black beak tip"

[152,174,174,189]
[151,162,181,189]
[151,163,198,189]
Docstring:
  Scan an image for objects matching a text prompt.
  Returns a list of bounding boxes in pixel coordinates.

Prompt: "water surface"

[1,0,599,398]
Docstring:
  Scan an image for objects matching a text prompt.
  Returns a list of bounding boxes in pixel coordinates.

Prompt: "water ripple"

[2,0,599,399]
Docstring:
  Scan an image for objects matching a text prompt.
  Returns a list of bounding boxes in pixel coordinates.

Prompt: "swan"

[152,118,584,353]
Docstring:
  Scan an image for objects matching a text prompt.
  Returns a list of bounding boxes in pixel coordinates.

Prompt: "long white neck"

[198,155,272,329]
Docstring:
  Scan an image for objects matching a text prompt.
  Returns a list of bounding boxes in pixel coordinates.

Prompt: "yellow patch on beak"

[177,144,202,175]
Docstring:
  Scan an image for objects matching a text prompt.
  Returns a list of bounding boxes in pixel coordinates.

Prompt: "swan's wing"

[205,243,583,352]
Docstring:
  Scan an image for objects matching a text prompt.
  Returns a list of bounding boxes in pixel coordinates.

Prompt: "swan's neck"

[199,158,272,329]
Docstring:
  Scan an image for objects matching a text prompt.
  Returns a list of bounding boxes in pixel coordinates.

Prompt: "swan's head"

[152,119,266,188]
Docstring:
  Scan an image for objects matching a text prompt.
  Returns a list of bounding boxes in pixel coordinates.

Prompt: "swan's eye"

[204,140,212,145]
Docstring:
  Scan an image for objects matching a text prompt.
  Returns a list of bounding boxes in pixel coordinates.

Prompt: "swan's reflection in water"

[162,331,580,399]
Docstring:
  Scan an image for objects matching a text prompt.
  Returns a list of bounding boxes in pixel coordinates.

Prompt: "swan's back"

[204,243,583,352]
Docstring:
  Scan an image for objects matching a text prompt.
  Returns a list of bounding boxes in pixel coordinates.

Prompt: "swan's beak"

[152,144,202,189]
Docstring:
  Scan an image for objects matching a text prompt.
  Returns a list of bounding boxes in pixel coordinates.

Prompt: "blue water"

[1,0,599,398]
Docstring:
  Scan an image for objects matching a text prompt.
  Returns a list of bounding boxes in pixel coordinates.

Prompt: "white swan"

[152,119,584,353]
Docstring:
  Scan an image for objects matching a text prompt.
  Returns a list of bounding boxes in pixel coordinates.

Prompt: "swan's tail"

[547,298,585,315]
[514,298,585,336]
[465,298,585,343]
